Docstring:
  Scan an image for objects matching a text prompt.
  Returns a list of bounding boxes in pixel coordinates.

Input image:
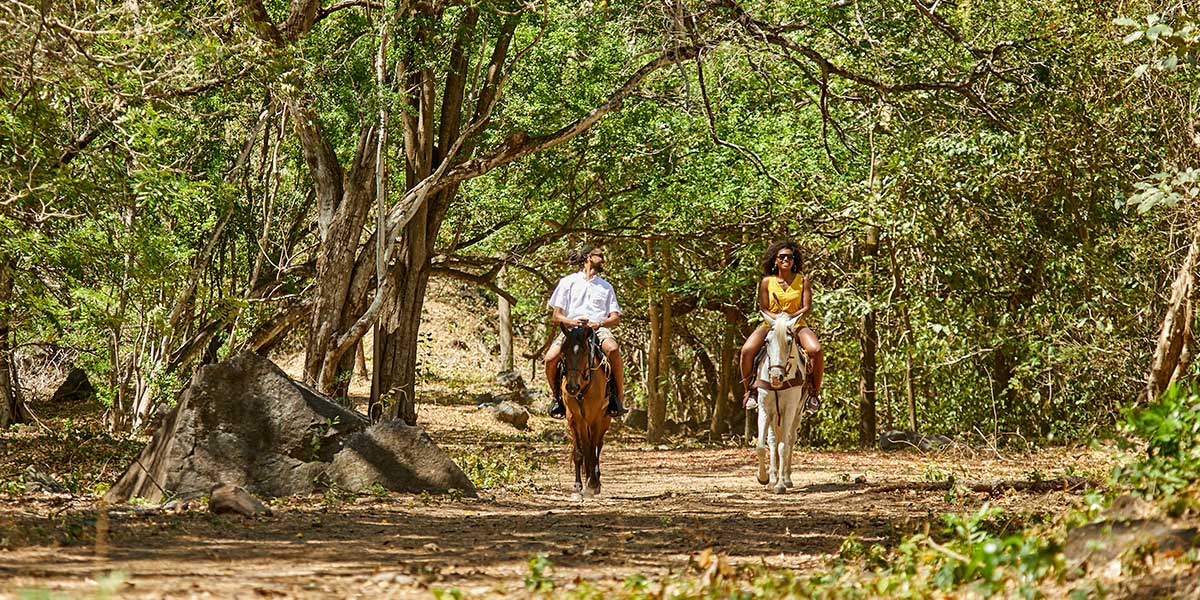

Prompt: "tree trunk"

[859,225,879,448]
[656,296,674,436]
[647,299,664,443]
[258,4,700,420]
[1146,224,1200,403]
[498,267,513,373]
[375,245,434,424]
[0,255,25,427]
[888,239,919,432]
[679,324,717,426]
[710,308,737,438]
[299,120,377,392]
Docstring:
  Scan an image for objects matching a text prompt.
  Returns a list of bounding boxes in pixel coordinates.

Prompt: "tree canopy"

[2,0,1197,445]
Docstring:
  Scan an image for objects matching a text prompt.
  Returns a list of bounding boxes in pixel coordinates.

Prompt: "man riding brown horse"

[544,244,628,419]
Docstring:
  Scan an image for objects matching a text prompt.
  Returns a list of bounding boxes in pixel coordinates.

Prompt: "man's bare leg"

[602,338,627,417]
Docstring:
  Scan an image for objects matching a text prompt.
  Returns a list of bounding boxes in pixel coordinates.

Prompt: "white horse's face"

[761,311,800,388]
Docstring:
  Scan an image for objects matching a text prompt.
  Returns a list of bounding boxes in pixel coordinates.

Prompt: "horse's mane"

[561,325,593,349]
[562,325,608,374]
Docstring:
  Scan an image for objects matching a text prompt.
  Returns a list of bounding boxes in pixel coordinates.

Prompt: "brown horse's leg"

[591,431,605,495]
[583,439,599,496]
[573,437,584,494]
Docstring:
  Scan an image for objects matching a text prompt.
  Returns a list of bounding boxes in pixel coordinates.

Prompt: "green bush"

[1112,383,1200,511]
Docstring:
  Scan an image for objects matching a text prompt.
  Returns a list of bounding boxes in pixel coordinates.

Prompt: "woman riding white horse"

[755,311,810,494]
[739,240,824,411]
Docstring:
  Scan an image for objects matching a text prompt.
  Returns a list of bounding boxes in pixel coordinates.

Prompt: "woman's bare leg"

[796,327,823,405]
[739,327,769,406]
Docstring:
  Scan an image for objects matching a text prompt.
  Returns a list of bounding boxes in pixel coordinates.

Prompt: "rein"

[563,328,606,409]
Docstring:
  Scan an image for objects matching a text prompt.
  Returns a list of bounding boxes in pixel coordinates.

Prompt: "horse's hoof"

[756,474,769,485]
[783,480,794,488]
[773,485,787,495]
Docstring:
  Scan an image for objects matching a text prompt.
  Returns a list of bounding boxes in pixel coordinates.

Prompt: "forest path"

[1,405,1110,599]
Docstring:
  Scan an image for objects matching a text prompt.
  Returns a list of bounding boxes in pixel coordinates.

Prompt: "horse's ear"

[785,313,802,329]
[560,323,571,336]
[759,310,775,327]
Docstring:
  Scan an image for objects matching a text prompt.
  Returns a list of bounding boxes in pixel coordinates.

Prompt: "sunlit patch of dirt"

[0,404,1118,599]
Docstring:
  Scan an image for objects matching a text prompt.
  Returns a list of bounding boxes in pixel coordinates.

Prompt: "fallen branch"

[870,476,1103,494]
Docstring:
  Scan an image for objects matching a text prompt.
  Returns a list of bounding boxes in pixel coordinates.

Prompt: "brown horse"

[558,325,612,497]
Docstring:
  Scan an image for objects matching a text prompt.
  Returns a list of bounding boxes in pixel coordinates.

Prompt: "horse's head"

[760,310,802,388]
[559,325,596,397]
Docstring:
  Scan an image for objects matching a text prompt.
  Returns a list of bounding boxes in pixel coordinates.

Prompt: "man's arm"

[593,311,620,329]
[553,306,588,328]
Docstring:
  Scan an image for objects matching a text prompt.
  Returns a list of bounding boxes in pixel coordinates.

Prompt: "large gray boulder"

[330,420,476,493]
[105,351,475,503]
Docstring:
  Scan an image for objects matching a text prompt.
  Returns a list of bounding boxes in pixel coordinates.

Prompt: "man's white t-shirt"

[548,271,621,323]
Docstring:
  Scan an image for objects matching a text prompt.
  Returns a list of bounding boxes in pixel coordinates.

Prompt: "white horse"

[754,311,810,494]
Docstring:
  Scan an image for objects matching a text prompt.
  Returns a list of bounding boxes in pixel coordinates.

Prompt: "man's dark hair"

[761,240,802,275]
[567,244,599,267]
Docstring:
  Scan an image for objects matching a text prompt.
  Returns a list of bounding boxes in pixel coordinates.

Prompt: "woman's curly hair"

[761,240,802,276]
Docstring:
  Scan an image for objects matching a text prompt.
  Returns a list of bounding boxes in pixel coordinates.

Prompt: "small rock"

[209,484,272,517]
[162,497,203,514]
[520,389,542,405]
[1064,518,1197,577]
[472,392,494,406]
[493,401,530,429]
[23,467,68,494]
[624,408,648,431]
[495,371,526,392]
[1102,494,1158,521]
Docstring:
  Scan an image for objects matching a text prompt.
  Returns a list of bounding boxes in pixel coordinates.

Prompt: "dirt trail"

[0,404,1109,599]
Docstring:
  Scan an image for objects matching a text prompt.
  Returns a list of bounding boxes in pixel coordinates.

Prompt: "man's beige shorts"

[551,327,616,347]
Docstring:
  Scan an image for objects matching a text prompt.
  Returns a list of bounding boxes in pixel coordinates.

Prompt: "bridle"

[562,327,603,404]
[766,327,799,384]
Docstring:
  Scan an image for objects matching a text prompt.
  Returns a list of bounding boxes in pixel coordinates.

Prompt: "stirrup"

[606,397,627,418]
[743,388,758,410]
[806,392,821,412]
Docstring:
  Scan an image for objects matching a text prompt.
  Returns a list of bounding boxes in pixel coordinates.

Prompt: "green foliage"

[449,447,544,492]
[18,570,129,600]
[320,482,356,508]
[0,476,25,495]
[1112,383,1200,509]
[525,553,556,593]
[309,416,341,460]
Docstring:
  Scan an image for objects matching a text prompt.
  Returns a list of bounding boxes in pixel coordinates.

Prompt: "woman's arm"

[799,275,812,319]
[757,277,773,314]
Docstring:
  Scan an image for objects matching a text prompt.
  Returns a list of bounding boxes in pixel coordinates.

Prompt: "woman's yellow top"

[760,276,807,329]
